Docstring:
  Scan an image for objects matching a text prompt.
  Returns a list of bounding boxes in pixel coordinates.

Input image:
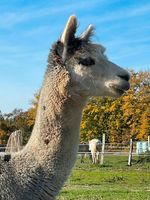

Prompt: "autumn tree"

[80,70,150,143]
[121,71,150,141]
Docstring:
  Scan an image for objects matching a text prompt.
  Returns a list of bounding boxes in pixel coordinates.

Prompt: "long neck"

[12,69,87,199]
[26,69,86,161]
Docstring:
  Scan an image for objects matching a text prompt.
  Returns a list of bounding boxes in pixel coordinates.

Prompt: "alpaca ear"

[60,15,77,62]
[80,24,94,41]
[60,15,77,45]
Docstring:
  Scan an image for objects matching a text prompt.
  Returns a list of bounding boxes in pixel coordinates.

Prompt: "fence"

[78,136,150,166]
[1,138,150,165]
[78,142,150,155]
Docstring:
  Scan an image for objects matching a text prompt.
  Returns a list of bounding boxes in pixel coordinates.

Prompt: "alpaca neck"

[11,68,87,199]
[24,69,87,166]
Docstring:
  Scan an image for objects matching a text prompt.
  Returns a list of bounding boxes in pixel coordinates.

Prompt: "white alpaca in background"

[89,139,101,164]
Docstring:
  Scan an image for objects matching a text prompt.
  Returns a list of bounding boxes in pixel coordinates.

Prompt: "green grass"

[57,156,150,200]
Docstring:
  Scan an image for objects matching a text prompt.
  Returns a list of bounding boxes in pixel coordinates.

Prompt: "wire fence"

[78,142,150,156]
[0,141,150,167]
[0,143,150,156]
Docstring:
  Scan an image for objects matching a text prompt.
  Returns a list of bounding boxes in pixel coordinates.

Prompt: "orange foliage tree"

[80,70,150,143]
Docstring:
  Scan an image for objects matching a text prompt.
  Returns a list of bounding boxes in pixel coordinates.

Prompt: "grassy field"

[57,155,150,200]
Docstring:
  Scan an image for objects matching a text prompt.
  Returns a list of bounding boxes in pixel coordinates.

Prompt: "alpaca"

[89,139,101,164]
[0,15,130,200]
[5,130,23,153]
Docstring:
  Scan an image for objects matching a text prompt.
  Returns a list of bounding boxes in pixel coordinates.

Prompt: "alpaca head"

[51,15,130,98]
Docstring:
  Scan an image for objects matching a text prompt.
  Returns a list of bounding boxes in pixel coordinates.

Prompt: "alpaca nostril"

[118,73,130,81]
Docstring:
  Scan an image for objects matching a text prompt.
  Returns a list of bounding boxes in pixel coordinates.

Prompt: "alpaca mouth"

[110,82,130,95]
[111,86,125,95]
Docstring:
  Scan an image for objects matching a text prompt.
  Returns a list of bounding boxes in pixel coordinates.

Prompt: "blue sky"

[0,0,150,113]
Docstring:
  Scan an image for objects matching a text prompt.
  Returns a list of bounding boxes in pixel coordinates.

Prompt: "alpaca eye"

[78,57,95,66]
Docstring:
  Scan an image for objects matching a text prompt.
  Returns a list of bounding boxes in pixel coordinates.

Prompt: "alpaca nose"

[117,73,130,81]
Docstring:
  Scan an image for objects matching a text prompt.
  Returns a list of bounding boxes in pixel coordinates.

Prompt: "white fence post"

[100,134,105,165]
[128,139,133,166]
[148,136,150,151]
